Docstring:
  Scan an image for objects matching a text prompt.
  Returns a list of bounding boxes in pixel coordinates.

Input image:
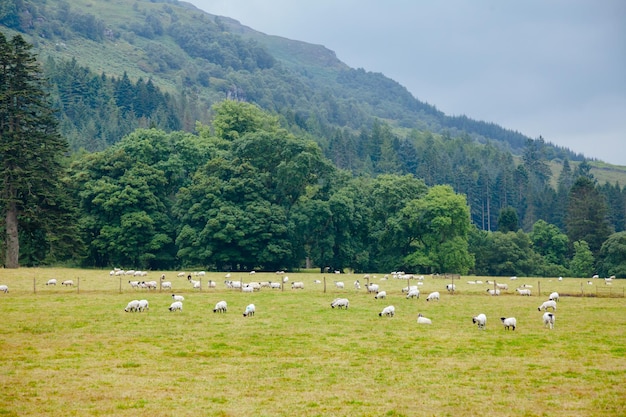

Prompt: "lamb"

[128,280,140,289]
[0,284,8,293]
[543,312,556,329]
[417,313,432,324]
[379,305,395,317]
[169,301,183,312]
[161,281,172,290]
[124,299,140,312]
[516,288,531,296]
[331,298,349,309]
[496,283,509,291]
[354,280,361,290]
[61,280,74,287]
[426,291,440,301]
[171,294,184,302]
[374,290,387,299]
[549,292,559,302]
[500,317,517,330]
[207,280,216,288]
[538,300,557,311]
[243,304,256,317]
[335,281,345,289]
[406,288,420,299]
[137,299,149,312]
[46,279,57,286]
[487,288,501,296]
[291,281,305,289]
[143,280,158,290]
[213,300,228,313]
[446,283,456,292]
[472,313,487,330]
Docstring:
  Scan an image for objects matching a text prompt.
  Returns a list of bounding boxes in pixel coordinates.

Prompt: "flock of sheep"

[0,270,574,329]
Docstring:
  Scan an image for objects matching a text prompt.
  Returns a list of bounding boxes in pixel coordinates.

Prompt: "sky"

[188,0,626,166]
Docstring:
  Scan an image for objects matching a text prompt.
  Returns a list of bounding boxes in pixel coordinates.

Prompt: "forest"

[1,1,626,277]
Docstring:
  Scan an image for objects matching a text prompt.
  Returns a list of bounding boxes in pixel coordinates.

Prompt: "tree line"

[2,33,625,277]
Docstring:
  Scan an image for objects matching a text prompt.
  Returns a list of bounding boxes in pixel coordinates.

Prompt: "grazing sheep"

[426,291,440,302]
[169,301,183,312]
[487,288,501,296]
[189,279,201,290]
[406,288,420,299]
[379,305,395,317]
[500,317,517,330]
[128,280,140,289]
[207,280,217,288]
[417,313,432,324]
[543,312,556,329]
[335,281,345,289]
[243,304,256,317]
[61,280,74,287]
[374,290,387,299]
[367,283,379,294]
[354,280,361,290]
[472,313,487,330]
[496,283,509,291]
[161,281,172,290]
[46,279,57,286]
[516,288,531,296]
[171,294,184,302]
[402,285,418,293]
[331,298,349,309]
[549,292,560,302]
[0,284,9,293]
[213,300,228,313]
[124,300,140,312]
[143,280,158,290]
[446,283,456,293]
[291,281,305,290]
[137,299,149,312]
[270,282,281,289]
[242,285,254,293]
[538,300,557,311]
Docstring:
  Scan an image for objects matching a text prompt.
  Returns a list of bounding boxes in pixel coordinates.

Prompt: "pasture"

[1,268,625,416]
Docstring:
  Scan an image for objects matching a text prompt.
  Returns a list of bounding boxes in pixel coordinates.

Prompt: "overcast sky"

[188,0,626,166]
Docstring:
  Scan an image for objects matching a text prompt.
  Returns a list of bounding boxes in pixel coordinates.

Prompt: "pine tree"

[0,34,73,267]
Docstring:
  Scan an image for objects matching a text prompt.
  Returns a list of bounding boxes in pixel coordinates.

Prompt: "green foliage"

[598,232,626,278]
[570,240,595,278]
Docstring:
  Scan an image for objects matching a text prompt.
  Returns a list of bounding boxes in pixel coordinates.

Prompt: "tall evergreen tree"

[0,34,74,267]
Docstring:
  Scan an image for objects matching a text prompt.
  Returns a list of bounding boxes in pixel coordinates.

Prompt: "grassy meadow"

[0,268,625,417]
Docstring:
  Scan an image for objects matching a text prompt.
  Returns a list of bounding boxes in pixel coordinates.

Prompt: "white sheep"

[124,299,140,312]
[496,283,509,291]
[446,283,456,292]
[242,285,254,293]
[61,280,74,287]
[0,284,9,293]
[270,282,281,289]
[379,305,395,317]
[331,298,349,309]
[354,280,361,290]
[549,292,559,302]
[374,290,387,299]
[543,312,556,329]
[243,303,255,317]
[406,288,420,299]
[46,279,57,286]
[128,280,140,289]
[161,281,172,290]
[207,280,216,288]
[426,291,440,301]
[143,280,158,290]
[472,313,487,330]
[171,294,184,302]
[213,300,228,313]
[367,283,379,293]
[538,300,557,311]
[291,281,304,290]
[487,288,501,296]
[402,285,418,293]
[169,301,183,312]
[137,299,149,312]
[516,288,531,296]
[500,317,517,330]
[417,313,432,324]
[335,281,345,289]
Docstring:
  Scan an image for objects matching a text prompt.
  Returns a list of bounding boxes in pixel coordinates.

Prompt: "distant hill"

[2,0,625,187]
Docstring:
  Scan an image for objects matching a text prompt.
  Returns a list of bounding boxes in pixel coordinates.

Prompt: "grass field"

[1,268,625,416]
